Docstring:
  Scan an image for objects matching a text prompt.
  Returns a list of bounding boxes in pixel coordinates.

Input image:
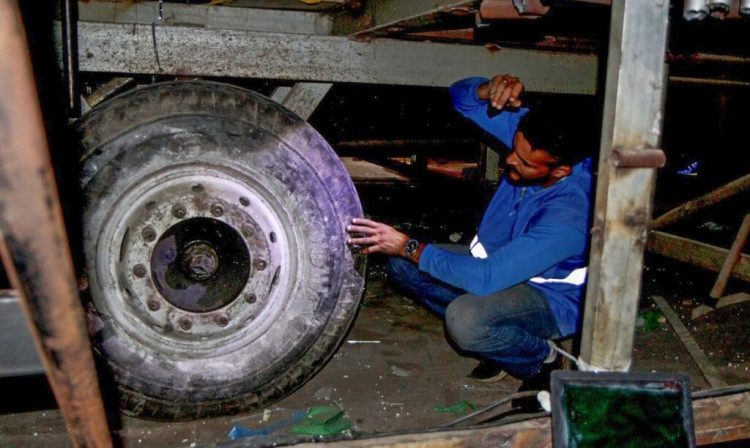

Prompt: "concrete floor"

[0,258,747,447]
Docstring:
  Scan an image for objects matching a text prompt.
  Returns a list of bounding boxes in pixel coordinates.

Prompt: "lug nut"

[147,300,160,311]
[172,204,187,219]
[179,318,192,331]
[242,226,255,238]
[163,323,174,333]
[253,259,267,271]
[210,203,224,217]
[215,316,229,327]
[133,264,147,278]
[245,293,257,304]
[142,226,156,242]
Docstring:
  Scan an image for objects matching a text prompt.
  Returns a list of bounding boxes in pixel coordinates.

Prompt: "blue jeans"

[387,252,561,379]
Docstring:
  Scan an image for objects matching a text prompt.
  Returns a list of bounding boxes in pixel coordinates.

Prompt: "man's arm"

[449,76,527,149]
[419,216,587,296]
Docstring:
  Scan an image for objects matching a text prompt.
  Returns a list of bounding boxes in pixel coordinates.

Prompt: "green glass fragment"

[434,400,476,415]
[291,405,353,436]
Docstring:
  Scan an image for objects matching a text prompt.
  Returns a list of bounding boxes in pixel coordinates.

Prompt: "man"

[346,74,593,391]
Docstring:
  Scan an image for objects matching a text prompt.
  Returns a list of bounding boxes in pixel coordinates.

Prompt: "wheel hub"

[151,218,250,312]
[103,167,293,353]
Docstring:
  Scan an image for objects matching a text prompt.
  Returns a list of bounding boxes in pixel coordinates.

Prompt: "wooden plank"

[652,296,728,388]
[693,391,750,445]
[650,172,750,230]
[647,231,750,283]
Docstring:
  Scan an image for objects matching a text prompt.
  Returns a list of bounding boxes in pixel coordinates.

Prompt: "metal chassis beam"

[66,22,597,94]
[580,0,670,371]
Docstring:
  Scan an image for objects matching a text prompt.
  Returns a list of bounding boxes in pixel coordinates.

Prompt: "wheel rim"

[97,163,296,356]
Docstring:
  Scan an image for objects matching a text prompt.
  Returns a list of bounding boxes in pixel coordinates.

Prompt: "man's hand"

[477,74,524,111]
[346,218,409,256]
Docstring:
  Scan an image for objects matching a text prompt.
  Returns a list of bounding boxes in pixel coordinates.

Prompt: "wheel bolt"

[211,203,224,217]
[133,264,147,278]
[142,226,156,242]
[172,204,187,219]
[179,318,192,331]
[253,259,267,271]
[242,226,255,238]
[245,293,257,304]
[147,300,160,311]
[163,323,174,333]
[215,316,229,327]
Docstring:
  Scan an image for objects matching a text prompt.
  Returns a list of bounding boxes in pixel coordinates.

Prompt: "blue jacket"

[418,77,593,336]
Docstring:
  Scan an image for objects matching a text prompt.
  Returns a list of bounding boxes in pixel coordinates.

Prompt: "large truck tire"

[78,81,365,420]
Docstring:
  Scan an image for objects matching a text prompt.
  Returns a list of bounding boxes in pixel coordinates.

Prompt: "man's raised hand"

[486,74,524,111]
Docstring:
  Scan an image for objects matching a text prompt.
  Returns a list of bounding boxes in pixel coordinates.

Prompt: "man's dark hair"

[516,100,598,167]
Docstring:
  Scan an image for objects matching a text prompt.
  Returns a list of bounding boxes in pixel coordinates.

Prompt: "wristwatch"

[404,238,420,257]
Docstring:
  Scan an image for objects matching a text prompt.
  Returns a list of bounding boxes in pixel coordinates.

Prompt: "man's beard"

[503,166,552,187]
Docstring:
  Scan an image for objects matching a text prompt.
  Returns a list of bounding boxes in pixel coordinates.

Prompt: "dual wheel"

[79,81,365,419]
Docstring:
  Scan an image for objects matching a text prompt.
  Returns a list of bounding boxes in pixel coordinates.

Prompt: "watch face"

[406,239,419,253]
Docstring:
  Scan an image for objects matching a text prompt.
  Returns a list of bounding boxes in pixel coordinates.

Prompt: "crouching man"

[346,74,593,395]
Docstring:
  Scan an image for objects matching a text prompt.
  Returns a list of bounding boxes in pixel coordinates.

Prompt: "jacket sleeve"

[418,204,587,296]
[449,77,526,148]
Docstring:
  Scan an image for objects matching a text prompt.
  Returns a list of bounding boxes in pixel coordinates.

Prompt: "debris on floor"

[228,410,305,440]
[434,401,476,415]
[291,406,353,436]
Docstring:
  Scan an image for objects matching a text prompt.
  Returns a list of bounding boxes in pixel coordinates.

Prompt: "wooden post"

[580,0,670,371]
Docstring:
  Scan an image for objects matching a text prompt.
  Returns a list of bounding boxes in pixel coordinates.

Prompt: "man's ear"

[551,164,572,179]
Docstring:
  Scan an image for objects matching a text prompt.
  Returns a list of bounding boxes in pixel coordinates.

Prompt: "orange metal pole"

[0,1,112,446]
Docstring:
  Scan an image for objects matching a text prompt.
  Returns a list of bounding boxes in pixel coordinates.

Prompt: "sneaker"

[467,360,509,383]
[511,354,565,412]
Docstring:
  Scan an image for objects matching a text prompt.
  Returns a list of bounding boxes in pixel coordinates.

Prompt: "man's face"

[505,131,570,187]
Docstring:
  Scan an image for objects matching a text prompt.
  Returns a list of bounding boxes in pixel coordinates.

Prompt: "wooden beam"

[710,214,750,298]
[647,231,750,283]
[650,172,750,230]
[580,0,670,371]
[77,0,334,35]
[270,82,332,120]
[333,0,474,36]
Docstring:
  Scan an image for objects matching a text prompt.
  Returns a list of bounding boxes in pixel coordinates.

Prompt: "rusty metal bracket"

[610,147,666,168]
